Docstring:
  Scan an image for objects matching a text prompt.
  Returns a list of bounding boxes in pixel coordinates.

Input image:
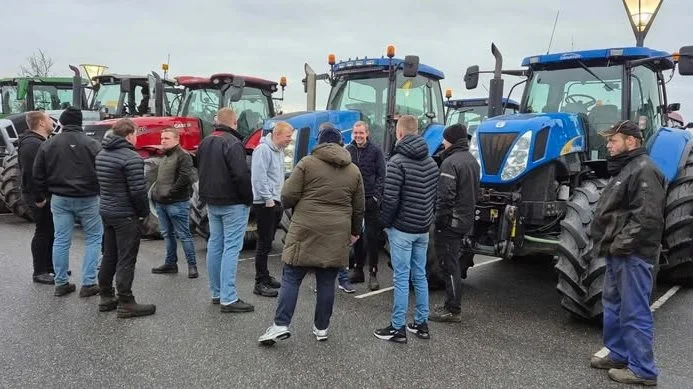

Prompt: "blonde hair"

[26,111,47,131]
[216,107,236,125]
[396,115,418,135]
[272,121,294,136]
[162,127,180,139]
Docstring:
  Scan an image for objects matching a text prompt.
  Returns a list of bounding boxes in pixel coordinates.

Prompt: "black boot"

[117,295,156,318]
[188,265,199,279]
[152,263,178,274]
[99,288,118,312]
[349,267,365,283]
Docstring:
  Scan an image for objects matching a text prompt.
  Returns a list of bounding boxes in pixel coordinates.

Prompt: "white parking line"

[239,253,281,262]
[354,256,505,299]
[593,285,682,359]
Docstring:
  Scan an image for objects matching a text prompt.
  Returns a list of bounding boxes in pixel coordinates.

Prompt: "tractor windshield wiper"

[576,60,614,91]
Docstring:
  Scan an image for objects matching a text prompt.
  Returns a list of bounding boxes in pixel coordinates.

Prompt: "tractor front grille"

[479,132,519,175]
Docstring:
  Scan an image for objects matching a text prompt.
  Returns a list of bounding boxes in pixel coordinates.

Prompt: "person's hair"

[273,121,293,136]
[162,127,180,139]
[353,120,369,132]
[111,118,137,137]
[396,115,418,135]
[216,107,236,125]
[25,111,47,131]
[319,122,336,131]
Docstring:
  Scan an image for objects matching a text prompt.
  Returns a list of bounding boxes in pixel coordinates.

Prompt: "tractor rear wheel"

[660,147,693,285]
[0,151,33,222]
[139,157,162,240]
[554,179,609,321]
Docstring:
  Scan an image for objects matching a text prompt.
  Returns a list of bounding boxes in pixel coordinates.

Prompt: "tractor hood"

[471,112,585,185]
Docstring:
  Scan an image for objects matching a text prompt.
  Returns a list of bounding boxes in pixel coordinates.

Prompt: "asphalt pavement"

[1,213,691,388]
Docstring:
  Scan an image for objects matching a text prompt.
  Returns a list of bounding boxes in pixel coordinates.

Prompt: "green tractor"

[0,76,89,118]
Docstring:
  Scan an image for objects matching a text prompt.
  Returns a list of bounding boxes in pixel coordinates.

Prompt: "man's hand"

[265,199,275,208]
[35,200,46,208]
[349,235,360,246]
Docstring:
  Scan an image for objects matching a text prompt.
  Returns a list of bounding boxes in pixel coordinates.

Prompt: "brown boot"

[116,295,156,318]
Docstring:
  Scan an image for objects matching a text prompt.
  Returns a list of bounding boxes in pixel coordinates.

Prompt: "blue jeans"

[274,264,339,330]
[206,204,249,304]
[603,255,658,379]
[387,227,429,329]
[50,195,103,287]
[155,201,196,265]
[337,268,349,284]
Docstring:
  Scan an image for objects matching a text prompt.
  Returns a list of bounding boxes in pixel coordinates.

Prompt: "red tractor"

[84,72,285,244]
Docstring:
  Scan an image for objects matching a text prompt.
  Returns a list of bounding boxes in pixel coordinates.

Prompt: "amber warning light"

[328,54,336,65]
[387,45,395,58]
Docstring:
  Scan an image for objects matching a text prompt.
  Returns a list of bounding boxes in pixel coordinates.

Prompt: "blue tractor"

[462,43,693,320]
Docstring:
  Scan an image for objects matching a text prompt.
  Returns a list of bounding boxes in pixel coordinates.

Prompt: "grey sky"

[3,0,691,122]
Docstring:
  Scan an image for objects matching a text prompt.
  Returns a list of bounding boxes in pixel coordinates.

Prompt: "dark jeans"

[29,201,55,276]
[253,202,282,282]
[98,216,141,298]
[352,199,381,272]
[434,228,463,314]
[274,264,339,331]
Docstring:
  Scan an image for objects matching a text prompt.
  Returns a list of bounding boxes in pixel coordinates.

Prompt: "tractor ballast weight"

[463,43,693,320]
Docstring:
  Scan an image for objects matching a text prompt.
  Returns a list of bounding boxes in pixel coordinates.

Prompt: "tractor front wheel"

[0,151,33,222]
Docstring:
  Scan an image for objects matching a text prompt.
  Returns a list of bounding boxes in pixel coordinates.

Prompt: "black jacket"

[32,125,101,201]
[435,138,480,235]
[198,124,253,206]
[95,135,149,218]
[17,131,47,204]
[151,145,194,204]
[346,140,385,201]
[591,150,665,263]
[380,134,439,233]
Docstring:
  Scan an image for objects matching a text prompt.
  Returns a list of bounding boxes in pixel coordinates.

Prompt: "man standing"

[32,107,103,297]
[346,121,385,291]
[251,121,293,297]
[150,128,198,279]
[18,111,55,284]
[374,115,438,343]
[589,120,664,386]
[428,124,479,323]
[95,119,155,318]
[198,107,254,313]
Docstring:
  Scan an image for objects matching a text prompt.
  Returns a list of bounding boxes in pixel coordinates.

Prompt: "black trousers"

[253,202,283,282]
[434,228,463,314]
[352,199,381,272]
[29,202,55,276]
[98,216,141,298]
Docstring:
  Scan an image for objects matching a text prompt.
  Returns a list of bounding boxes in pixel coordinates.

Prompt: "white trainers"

[312,325,328,341]
[258,323,291,346]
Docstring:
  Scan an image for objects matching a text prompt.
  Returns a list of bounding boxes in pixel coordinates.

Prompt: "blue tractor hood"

[472,112,585,185]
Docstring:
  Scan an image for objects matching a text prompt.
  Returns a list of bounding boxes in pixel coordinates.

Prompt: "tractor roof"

[93,74,148,83]
[0,77,85,85]
[445,97,520,109]
[522,47,674,70]
[175,74,278,91]
[333,57,445,80]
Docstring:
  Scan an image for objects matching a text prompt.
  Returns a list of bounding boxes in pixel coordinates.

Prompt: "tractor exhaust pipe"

[487,43,505,118]
[69,65,82,109]
[304,63,317,111]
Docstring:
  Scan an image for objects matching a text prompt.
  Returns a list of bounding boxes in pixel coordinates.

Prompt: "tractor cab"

[90,74,179,119]
[0,77,89,117]
[444,97,520,136]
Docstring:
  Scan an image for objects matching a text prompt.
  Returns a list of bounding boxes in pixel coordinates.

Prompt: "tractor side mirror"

[120,79,131,93]
[678,46,693,76]
[402,55,420,78]
[226,77,246,103]
[464,65,480,90]
[667,103,681,112]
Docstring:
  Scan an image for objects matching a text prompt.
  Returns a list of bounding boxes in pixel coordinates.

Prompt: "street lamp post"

[622,0,664,47]
[79,64,109,86]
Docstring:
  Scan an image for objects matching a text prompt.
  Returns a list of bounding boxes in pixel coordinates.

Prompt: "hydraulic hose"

[524,235,560,245]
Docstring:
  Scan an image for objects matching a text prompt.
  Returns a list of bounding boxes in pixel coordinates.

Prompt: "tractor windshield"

[1,86,22,115]
[31,84,74,111]
[447,105,518,137]
[92,83,123,113]
[327,71,444,147]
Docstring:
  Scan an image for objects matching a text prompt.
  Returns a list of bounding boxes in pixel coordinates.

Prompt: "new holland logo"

[495,121,506,128]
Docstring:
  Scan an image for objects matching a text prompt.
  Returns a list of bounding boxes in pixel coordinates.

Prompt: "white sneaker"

[312,324,328,341]
[258,323,290,346]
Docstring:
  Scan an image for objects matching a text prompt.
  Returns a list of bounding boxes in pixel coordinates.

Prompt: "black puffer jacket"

[17,131,47,204]
[380,134,439,233]
[591,149,665,263]
[95,135,149,218]
[346,140,385,200]
[435,138,480,235]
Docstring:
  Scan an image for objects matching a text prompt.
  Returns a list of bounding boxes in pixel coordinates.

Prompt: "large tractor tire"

[139,157,162,240]
[555,179,609,321]
[0,152,33,222]
[661,148,693,285]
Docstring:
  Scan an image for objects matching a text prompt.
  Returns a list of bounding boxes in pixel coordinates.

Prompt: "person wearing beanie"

[428,123,480,323]
[259,122,364,346]
[32,106,104,297]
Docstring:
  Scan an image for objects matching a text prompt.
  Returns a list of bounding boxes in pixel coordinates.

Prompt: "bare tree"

[19,49,55,77]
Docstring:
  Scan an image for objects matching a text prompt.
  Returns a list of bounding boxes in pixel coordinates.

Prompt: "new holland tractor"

[462,43,693,320]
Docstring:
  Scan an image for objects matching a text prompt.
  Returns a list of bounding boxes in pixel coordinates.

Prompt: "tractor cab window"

[184,88,221,133]
[229,87,272,138]
[447,106,487,137]
[92,83,121,113]
[630,65,663,140]
[1,86,23,114]
[329,74,387,147]
[31,85,73,111]
[394,73,444,132]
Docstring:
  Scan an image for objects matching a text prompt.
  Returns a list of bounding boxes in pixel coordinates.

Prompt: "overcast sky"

[2,0,691,122]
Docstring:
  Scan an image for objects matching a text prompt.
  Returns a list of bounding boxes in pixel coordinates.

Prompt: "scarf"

[606,147,647,177]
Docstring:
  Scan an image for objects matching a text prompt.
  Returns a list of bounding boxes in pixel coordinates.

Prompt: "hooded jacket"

[435,138,480,235]
[151,144,195,204]
[281,143,365,268]
[380,134,439,233]
[17,130,47,204]
[32,125,101,201]
[251,133,285,204]
[95,135,149,218]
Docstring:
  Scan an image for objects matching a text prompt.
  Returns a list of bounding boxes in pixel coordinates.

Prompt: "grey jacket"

[252,133,285,204]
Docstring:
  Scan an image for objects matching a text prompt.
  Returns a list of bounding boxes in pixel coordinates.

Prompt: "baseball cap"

[598,120,642,139]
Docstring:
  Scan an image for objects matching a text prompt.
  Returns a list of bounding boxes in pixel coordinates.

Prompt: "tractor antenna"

[481,83,489,93]
[571,35,574,51]
[546,10,560,54]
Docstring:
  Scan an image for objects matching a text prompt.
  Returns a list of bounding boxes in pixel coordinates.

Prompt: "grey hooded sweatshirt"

[251,133,286,204]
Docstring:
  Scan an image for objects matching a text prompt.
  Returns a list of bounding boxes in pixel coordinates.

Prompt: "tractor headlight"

[500,131,532,181]
[469,133,481,171]
[284,130,297,172]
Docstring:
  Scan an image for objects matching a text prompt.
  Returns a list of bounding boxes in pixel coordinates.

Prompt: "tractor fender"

[646,126,693,183]
[422,123,445,157]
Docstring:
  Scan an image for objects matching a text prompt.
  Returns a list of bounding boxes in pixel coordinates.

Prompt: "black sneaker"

[32,273,55,285]
[429,305,462,323]
[211,297,220,305]
[373,324,407,343]
[406,322,430,340]
[54,283,76,297]
[220,299,255,313]
[152,263,178,274]
[253,282,279,297]
[188,265,199,279]
[265,276,281,289]
[79,284,100,298]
